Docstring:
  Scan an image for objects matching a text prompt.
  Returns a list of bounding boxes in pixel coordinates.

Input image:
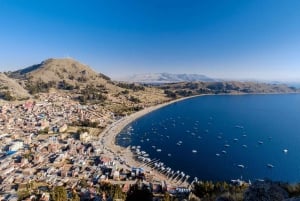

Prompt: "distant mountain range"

[116,73,216,83]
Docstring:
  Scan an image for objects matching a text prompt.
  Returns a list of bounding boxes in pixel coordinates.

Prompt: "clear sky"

[0,0,299,81]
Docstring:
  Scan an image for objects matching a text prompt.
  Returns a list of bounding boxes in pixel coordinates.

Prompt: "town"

[0,93,191,201]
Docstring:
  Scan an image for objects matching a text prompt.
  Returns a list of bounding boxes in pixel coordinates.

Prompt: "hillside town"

[0,93,191,201]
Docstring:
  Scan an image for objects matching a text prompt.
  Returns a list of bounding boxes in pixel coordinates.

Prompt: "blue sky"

[0,0,299,81]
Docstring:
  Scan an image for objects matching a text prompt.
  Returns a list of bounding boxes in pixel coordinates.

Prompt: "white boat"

[283,149,288,153]
[216,153,220,157]
[192,150,197,153]
[156,149,162,152]
[267,164,274,168]
[235,125,244,129]
[242,145,248,148]
[237,164,245,169]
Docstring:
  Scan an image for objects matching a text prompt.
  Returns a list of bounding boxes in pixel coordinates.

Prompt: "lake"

[116,94,300,182]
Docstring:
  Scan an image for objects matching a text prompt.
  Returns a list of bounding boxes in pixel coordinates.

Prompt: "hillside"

[116,73,216,83]
[2,58,300,105]
[5,58,170,114]
[0,73,31,100]
[10,58,115,89]
[160,81,299,98]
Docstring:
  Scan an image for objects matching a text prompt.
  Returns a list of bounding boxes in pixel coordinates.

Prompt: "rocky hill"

[4,58,170,115]
[9,58,115,89]
[116,73,216,83]
[0,73,31,100]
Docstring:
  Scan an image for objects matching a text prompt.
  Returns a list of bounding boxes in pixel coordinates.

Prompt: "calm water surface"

[117,94,300,182]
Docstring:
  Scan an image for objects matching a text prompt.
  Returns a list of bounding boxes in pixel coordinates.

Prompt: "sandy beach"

[99,96,201,186]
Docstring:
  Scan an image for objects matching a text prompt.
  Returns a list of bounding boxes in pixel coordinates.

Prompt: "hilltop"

[9,58,115,89]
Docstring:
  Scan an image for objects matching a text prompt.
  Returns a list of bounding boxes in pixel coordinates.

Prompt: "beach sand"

[99,96,200,186]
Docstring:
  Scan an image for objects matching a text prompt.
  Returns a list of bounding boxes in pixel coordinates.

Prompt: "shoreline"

[99,92,300,186]
[99,95,202,186]
[101,94,203,148]
[100,91,296,146]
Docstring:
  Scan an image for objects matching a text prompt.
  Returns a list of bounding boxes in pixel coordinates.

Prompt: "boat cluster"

[130,146,191,184]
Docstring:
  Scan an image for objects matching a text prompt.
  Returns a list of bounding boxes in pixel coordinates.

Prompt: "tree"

[70,190,80,201]
[162,192,172,201]
[126,184,152,201]
[51,186,67,201]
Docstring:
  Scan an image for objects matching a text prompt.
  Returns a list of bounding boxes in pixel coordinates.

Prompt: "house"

[113,170,120,180]
[59,124,68,133]
[100,157,114,166]
[80,132,90,142]
[9,141,23,151]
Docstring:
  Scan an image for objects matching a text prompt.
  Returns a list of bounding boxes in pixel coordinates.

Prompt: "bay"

[116,94,300,182]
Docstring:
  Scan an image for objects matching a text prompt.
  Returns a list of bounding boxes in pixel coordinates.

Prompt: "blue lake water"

[116,94,300,182]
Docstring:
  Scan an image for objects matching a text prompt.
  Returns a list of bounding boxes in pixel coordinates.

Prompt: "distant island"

[1,58,300,201]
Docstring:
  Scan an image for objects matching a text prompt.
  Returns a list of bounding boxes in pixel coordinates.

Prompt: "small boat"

[216,153,220,157]
[233,138,239,142]
[156,149,162,152]
[258,141,263,145]
[267,164,274,168]
[168,153,172,157]
[237,164,245,169]
[224,144,230,148]
[235,125,244,129]
[221,150,227,154]
[192,150,197,153]
[242,145,248,148]
[283,149,288,153]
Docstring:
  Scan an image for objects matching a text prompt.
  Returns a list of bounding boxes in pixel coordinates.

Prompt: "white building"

[9,141,23,151]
